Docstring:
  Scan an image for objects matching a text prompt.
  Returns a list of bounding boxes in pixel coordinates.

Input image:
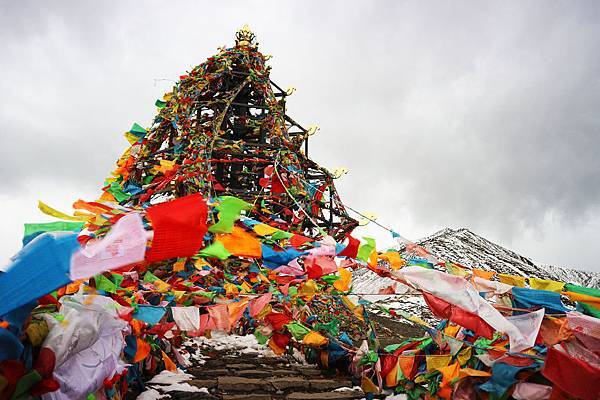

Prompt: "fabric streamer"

[0,232,81,316]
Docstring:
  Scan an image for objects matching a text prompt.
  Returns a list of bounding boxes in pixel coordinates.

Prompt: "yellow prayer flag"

[302,331,328,347]
[224,283,239,296]
[426,354,452,372]
[253,224,280,236]
[459,368,491,378]
[456,347,472,366]
[498,274,526,288]
[38,200,89,222]
[446,263,469,277]
[529,277,565,293]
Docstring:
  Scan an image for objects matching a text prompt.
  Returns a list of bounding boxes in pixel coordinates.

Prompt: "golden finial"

[235,24,257,48]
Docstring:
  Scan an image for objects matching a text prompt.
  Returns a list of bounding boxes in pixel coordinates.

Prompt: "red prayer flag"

[542,347,600,400]
[265,312,292,331]
[145,194,208,262]
[423,292,494,339]
[338,234,360,258]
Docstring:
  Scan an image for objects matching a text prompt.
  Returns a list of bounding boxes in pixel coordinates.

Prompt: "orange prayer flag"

[65,281,82,295]
[361,375,379,394]
[228,299,250,328]
[333,267,352,292]
[564,291,600,308]
[398,355,415,380]
[133,338,151,363]
[473,268,495,281]
[161,350,177,372]
[268,336,286,355]
[173,259,186,272]
[216,226,262,258]
[437,362,461,399]
[385,359,400,387]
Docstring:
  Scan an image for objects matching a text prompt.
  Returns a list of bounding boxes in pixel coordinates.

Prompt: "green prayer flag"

[155,99,167,108]
[285,322,311,340]
[24,221,84,237]
[565,283,600,298]
[11,370,42,399]
[271,230,294,240]
[208,196,252,233]
[110,273,124,288]
[199,241,232,260]
[578,301,600,318]
[94,274,118,293]
[357,237,376,262]
[143,271,160,283]
[129,122,147,137]
[321,275,340,284]
[254,330,269,345]
[107,182,131,202]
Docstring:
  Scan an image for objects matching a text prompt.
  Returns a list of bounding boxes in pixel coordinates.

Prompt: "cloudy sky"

[1,1,599,271]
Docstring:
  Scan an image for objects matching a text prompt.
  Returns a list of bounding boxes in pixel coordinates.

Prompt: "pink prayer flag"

[207,304,230,332]
[512,382,552,400]
[70,213,146,280]
[249,293,272,318]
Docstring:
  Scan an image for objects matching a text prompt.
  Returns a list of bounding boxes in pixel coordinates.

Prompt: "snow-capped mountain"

[352,227,600,294]
[417,228,600,288]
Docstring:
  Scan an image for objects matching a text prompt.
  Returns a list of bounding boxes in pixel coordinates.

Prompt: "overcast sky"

[1,0,599,271]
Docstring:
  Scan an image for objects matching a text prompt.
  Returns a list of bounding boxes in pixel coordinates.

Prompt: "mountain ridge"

[416,227,600,288]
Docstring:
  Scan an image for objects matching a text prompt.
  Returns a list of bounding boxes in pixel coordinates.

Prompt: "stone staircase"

[131,347,365,400]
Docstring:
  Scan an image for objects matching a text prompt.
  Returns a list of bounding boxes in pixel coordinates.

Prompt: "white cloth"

[395,267,527,351]
[41,295,129,400]
[70,213,146,280]
[473,276,513,295]
[172,306,200,331]
[506,308,545,351]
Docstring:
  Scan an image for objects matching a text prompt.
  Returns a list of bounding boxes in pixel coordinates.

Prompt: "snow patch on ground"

[333,386,362,392]
[136,388,169,400]
[155,383,207,393]
[138,370,206,399]
[191,331,278,357]
[147,370,194,385]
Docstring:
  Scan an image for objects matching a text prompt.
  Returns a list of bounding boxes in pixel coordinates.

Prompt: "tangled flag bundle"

[0,28,599,400]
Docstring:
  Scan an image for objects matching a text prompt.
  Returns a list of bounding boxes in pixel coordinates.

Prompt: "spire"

[106,31,357,240]
[235,24,257,49]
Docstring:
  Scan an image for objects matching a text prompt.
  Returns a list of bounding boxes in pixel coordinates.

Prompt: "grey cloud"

[1,0,599,270]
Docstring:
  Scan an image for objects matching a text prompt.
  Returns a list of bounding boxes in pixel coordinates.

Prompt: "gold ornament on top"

[235,24,258,49]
